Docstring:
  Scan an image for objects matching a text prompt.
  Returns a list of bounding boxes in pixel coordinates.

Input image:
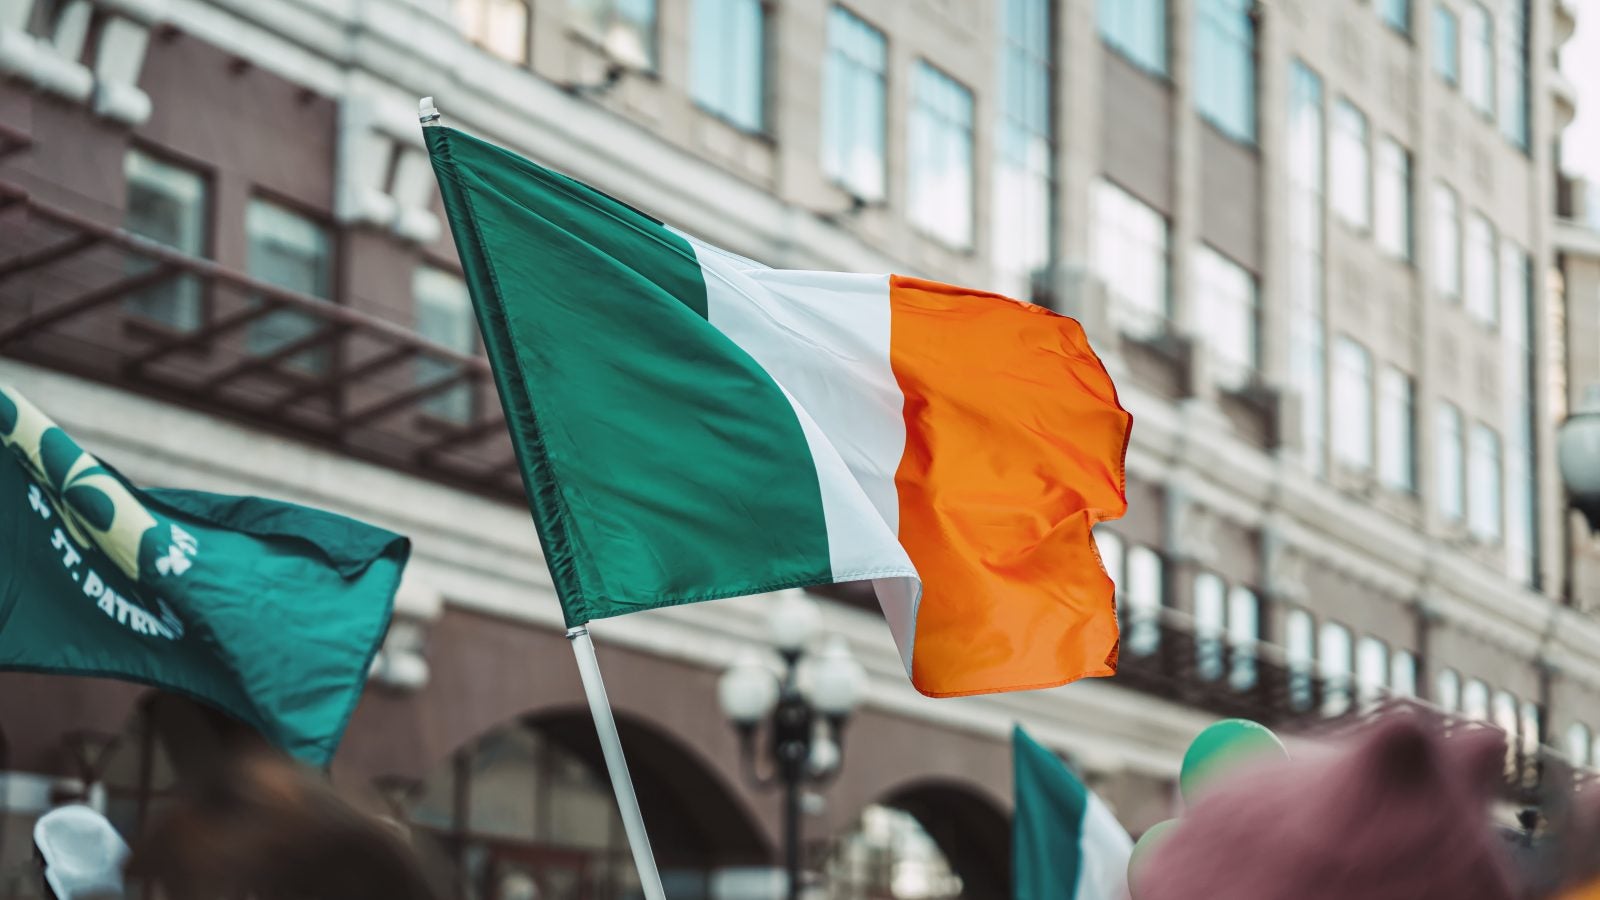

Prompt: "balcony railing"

[0,172,525,502]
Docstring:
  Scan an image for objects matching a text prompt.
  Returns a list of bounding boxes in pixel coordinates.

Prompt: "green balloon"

[1127,818,1179,894]
[1179,718,1288,805]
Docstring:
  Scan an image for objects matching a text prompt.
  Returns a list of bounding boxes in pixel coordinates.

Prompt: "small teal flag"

[0,385,409,765]
[1013,725,1134,900]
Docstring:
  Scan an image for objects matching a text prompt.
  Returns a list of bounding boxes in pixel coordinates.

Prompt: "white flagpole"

[568,625,669,900]
[418,97,667,900]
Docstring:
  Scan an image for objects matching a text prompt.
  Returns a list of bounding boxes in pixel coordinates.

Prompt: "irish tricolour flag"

[426,126,1131,697]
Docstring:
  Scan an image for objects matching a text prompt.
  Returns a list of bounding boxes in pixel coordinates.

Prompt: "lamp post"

[717,593,866,900]
[1558,384,1600,535]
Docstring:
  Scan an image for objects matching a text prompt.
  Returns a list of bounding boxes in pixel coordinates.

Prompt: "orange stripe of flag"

[887,275,1132,697]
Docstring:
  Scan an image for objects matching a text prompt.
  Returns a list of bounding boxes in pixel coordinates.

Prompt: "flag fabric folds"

[0,385,408,765]
[1013,725,1133,900]
[426,125,1130,697]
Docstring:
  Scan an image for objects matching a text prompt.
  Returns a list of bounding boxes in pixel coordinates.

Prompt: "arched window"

[824,805,964,900]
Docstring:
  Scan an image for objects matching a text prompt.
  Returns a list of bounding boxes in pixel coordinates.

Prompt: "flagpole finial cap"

[419,97,441,126]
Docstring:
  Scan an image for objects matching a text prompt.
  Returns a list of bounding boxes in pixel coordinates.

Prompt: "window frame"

[1377,365,1417,493]
[1331,99,1372,231]
[1193,0,1258,144]
[243,194,339,374]
[821,4,888,202]
[122,145,213,334]
[1332,335,1375,472]
[567,0,660,72]
[1462,1,1495,116]
[1098,0,1168,77]
[1374,137,1413,261]
[1433,4,1460,86]
[1437,401,1466,522]
[1091,178,1172,339]
[454,0,533,66]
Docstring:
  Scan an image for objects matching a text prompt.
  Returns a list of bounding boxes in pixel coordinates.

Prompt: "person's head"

[128,749,435,900]
[1135,716,1517,900]
[33,805,129,900]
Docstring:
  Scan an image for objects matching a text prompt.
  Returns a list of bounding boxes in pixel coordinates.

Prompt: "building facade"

[0,0,1594,897]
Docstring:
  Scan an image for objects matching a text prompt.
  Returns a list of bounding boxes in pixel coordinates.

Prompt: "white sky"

[1563,4,1600,180]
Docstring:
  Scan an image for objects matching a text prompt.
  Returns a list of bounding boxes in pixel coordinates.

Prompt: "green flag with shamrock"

[0,384,408,765]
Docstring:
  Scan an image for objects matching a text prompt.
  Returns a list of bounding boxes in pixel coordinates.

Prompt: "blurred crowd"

[15,713,1600,900]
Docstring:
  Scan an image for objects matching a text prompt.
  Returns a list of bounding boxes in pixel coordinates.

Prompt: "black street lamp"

[717,593,866,900]
[1558,385,1600,534]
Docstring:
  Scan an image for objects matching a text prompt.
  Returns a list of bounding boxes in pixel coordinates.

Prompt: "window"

[1091,180,1170,338]
[1331,100,1371,229]
[1289,61,1327,476]
[414,267,477,423]
[123,149,207,332]
[1433,183,1461,301]
[1492,689,1518,738]
[1433,4,1459,85]
[1520,701,1540,759]
[1286,608,1316,711]
[1498,0,1529,148]
[1463,3,1494,115]
[823,7,886,202]
[1390,650,1418,697]
[1465,213,1498,326]
[1382,0,1412,34]
[1332,337,1374,471]
[1468,423,1503,542]
[908,62,975,249]
[1375,138,1413,260]
[1094,528,1124,594]
[1194,572,1226,682]
[569,0,658,70]
[1356,636,1388,707]
[1462,678,1490,720]
[1098,0,1166,75]
[1567,723,1592,766]
[1193,245,1258,385]
[994,0,1054,289]
[692,0,767,132]
[1125,546,1164,655]
[1319,622,1354,716]
[246,199,333,374]
[1227,587,1260,692]
[1502,241,1536,582]
[1437,402,1465,521]
[454,0,530,64]
[1378,367,1416,492]
[1195,0,1255,142]
[1436,668,1461,711]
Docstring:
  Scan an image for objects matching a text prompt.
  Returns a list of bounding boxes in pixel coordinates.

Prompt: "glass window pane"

[1433,183,1460,300]
[1193,245,1258,385]
[569,0,658,70]
[1375,138,1412,260]
[1332,337,1374,470]
[1463,679,1490,720]
[1194,572,1226,682]
[1465,213,1499,326]
[1227,586,1260,692]
[1469,423,1503,542]
[123,149,207,332]
[1125,545,1163,655]
[1436,668,1461,711]
[1567,723,1591,766]
[1433,5,1459,84]
[1099,0,1167,75]
[1332,100,1371,229]
[1498,0,1530,147]
[1195,0,1256,142]
[1319,621,1353,716]
[1390,650,1417,697]
[909,62,975,248]
[246,198,333,374]
[415,267,476,423]
[1356,636,1388,707]
[1286,608,1315,711]
[1463,3,1494,115]
[692,0,766,132]
[1383,0,1412,34]
[1492,690,1518,737]
[1289,60,1327,477]
[454,0,530,64]
[1092,180,1170,338]
[994,0,1054,290]
[1378,366,1416,491]
[823,7,887,201]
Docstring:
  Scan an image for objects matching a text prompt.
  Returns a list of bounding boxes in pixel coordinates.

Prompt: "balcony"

[0,139,522,503]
